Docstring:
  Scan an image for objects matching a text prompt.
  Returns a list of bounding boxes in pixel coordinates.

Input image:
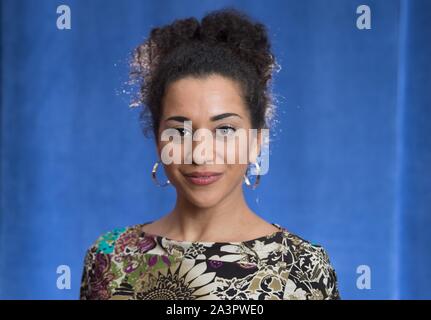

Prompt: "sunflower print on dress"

[79,223,340,300]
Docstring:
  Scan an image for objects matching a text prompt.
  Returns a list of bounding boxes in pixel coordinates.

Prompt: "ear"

[155,134,162,160]
[257,129,262,156]
[249,129,262,163]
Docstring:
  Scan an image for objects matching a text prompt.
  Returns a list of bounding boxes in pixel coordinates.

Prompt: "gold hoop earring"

[152,160,171,187]
[243,162,261,190]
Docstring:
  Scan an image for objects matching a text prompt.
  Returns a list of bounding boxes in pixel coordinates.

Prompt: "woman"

[80,8,340,300]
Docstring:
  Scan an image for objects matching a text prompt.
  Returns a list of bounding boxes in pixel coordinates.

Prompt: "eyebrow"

[164,113,242,123]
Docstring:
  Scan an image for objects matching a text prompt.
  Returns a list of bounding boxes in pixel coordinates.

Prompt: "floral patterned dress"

[80,222,340,300]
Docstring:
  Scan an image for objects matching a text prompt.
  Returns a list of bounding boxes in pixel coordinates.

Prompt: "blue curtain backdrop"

[0,0,430,299]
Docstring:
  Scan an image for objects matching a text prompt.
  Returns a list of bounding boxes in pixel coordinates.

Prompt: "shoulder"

[86,223,151,255]
[80,223,151,299]
[281,228,330,260]
[279,228,341,300]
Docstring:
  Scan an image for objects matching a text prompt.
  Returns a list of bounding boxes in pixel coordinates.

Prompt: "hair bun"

[136,8,277,84]
[199,8,276,83]
[150,17,200,52]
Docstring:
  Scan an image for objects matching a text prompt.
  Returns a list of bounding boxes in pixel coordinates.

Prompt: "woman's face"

[156,74,259,208]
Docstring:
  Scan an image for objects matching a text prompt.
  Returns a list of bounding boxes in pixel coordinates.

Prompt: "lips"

[183,172,223,186]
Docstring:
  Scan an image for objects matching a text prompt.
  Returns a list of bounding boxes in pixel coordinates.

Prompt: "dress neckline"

[138,221,285,247]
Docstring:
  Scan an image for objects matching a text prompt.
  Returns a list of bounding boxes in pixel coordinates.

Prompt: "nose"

[191,129,215,165]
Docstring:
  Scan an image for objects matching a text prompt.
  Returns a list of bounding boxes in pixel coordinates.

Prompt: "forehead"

[161,74,247,119]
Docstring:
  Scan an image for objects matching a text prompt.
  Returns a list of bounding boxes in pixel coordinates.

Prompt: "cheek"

[158,138,187,165]
[225,164,248,184]
[216,137,250,165]
[162,164,183,188]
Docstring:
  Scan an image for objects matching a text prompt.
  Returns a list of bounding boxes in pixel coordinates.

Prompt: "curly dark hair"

[129,7,279,138]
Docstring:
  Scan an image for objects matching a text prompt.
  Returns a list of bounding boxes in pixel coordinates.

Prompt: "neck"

[164,183,258,242]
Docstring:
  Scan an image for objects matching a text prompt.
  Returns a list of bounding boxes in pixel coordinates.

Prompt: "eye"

[216,126,237,136]
[174,127,192,137]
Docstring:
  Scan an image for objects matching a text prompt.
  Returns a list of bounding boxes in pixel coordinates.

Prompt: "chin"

[185,191,224,209]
